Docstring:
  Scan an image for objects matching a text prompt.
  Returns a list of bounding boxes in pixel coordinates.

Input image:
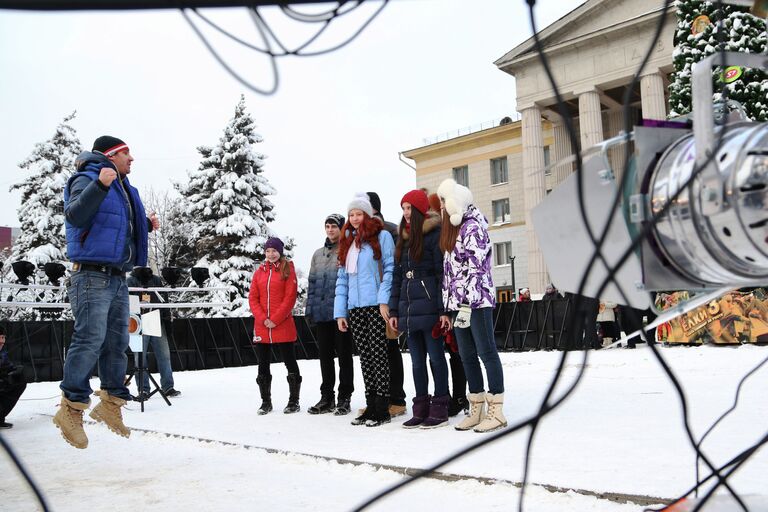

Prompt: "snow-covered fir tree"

[669,0,767,121]
[189,96,278,316]
[10,112,82,266]
[6,113,80,320]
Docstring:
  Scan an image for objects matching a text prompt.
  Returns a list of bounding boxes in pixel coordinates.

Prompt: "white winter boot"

[473,393,507,433]
[454,392,486,431]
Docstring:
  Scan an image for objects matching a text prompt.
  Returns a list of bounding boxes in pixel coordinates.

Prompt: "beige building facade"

[403,0,675,298]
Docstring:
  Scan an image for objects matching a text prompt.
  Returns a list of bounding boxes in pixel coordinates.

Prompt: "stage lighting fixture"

[161,267,184,287]
[11,261,35,285]
[43,262,66,286]
[531,51,768,308]
[133,266,154,287]
[191,267,210,288]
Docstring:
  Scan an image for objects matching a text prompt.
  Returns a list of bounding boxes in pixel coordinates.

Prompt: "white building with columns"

[403,0,675,299]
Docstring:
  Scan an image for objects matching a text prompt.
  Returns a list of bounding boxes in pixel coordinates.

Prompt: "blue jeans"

[406,327,449,397]
[139,323,174,393]
[453,307,504,395]
[61,270,131,403]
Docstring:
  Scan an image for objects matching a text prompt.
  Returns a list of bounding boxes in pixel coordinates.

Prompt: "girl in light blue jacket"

[334,193,395,427]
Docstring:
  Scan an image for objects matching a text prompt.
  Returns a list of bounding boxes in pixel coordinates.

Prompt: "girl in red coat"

[249,237,301,415]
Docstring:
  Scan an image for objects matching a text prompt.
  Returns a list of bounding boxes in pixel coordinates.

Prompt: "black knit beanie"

[366,192,381,213]
[93,135,129,156]
[324,214,345,229]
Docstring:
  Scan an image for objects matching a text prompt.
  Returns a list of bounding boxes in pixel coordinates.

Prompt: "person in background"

[305,214,354,415]
[0,326,26,429]
[543,283,562,300]
[428,191,468,417]
[566,293,600,349]
[438,179,507,434]
[597,300,619,347]
[366,191,407,418]
[126,267,181,400]
[335,193,395,427]
[249,237,301,415]
[518,288,532,302]
[388,189,450,429]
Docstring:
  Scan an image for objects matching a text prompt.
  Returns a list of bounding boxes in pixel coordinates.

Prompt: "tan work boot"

[474,393,508,433]
[53,395,90,449]
[89,389,131,438]
[455,392,486,431]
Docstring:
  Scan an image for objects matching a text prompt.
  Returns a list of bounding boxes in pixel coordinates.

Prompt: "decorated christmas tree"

[669,0,767,121]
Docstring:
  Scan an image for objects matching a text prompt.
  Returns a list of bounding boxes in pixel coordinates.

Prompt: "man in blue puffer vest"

[53,136,159,449]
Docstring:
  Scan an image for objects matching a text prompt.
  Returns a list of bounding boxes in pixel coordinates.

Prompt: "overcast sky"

[0,0,585,272]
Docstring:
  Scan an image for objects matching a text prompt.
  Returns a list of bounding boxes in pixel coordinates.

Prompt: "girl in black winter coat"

[388,190,451,429]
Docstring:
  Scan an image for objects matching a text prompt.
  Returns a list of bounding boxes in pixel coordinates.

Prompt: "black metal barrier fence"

[4,299,585,384]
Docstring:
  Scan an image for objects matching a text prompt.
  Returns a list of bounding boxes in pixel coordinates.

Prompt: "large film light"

[532,51,768,307]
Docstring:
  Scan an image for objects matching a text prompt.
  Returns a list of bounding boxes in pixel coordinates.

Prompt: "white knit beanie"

[347,192,374,217]
[437,178,473,226]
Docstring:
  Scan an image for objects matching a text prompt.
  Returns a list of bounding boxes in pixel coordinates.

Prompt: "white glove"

[454,304,472,329]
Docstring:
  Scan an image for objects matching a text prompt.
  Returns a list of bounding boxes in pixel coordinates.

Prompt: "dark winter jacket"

[0,347,24,392]
[305,238,340,323]
[126,271,170,321]
[249,260,298,344]
[388,211,444,334]
[374,212,399,245]
[64,151,150,272]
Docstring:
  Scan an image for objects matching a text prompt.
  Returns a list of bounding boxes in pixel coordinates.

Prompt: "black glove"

[7,367,24,385]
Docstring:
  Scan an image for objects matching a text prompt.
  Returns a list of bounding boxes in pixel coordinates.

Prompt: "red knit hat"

[401,189,430,216]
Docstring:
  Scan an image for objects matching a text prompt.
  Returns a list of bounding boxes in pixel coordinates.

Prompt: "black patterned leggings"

[348,306,390,398]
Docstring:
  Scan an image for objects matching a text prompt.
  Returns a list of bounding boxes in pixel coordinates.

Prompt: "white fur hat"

[437,178,473,226]
[347,192,374,217]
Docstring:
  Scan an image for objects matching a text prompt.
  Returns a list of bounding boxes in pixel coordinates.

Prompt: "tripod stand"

[124,346,172,412]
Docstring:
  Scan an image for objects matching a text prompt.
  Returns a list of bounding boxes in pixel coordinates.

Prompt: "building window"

[490,157,508,185]
[453,165,469,186]
[494,241,512,266]
[544,146,552,176]
[492,198,511,225]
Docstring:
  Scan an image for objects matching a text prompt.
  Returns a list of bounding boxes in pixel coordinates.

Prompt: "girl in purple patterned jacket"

[437,179,507,433]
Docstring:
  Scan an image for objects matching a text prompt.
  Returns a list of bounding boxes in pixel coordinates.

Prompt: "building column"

[551,119,574,187]
[606,110,628,184]
[521,106,548,294]
[640,72,667,121]
[578,88,604,149]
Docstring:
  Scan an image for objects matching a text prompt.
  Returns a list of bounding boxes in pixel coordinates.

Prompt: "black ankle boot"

[308,394,335,415]
[284,373,302,414]
[448,396,469,417]
[366,395,391,427]
[256,375,272,415]
[334,396,351,416]
[351,394,376,425]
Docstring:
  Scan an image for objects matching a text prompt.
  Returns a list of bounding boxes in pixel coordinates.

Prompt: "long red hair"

[439,209,461,254]
[338,214,384,265]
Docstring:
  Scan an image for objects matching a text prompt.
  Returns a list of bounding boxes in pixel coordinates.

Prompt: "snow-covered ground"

[2,344,767,511]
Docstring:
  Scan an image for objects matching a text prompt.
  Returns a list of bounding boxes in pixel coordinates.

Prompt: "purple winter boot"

[402,395,431,429]
[420,394,450,429]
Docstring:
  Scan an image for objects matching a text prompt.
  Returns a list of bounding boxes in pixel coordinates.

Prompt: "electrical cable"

[0,432,51,512]
[694,352,768,494]
[181,7,280,95]
[182,1,388,95]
